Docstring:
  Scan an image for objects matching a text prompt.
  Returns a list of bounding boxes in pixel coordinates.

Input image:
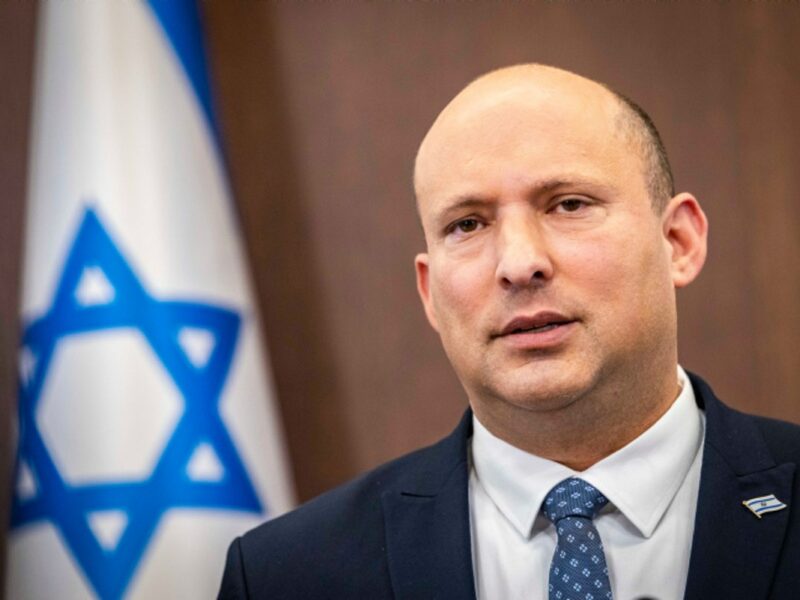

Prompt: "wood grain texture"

[0,0,37,590]
[203,3,800,501]
[2,4,799,526]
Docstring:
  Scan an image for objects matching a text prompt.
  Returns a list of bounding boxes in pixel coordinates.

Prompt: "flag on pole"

[8,1,294,598]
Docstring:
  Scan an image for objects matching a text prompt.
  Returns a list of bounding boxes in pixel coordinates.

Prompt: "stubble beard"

[465,324,677,463]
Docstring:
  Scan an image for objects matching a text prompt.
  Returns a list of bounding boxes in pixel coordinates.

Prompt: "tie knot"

[541,477,608,523]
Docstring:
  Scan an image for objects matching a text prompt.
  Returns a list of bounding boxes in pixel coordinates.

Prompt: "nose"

[494,216,554,290]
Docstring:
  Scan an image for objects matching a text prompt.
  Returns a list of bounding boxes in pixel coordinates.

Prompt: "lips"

[494,312,576,338]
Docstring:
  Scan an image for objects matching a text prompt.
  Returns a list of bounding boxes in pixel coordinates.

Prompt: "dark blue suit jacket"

[219,374,800,599]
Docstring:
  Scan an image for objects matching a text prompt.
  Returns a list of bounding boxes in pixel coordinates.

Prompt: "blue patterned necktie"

[541,478,613,600]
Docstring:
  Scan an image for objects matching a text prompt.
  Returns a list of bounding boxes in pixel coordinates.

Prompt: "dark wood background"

[2,2,800,586]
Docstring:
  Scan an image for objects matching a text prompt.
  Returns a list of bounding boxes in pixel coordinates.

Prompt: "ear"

[414,253,439,331]
[661,193,708,288]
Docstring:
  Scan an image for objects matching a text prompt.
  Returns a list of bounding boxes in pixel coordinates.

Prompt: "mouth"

[494,312,577,338]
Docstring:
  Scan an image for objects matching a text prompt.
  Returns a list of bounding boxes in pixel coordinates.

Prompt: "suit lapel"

[379,376,796,600]
[382,411,477,600]
[684,374,795,600]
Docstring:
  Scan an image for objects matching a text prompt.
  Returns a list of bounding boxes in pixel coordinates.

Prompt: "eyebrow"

[432,196,493,226]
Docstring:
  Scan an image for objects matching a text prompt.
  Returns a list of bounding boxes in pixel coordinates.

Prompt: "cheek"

[559,232,669,314]
[557,237,622,296]
[429,255,494,330]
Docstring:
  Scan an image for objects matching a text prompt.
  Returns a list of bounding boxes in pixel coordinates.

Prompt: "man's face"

[414,74,681,418]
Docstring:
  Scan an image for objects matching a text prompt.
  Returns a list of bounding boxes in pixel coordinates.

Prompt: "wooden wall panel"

[0,0,37,587]
[3,4,800,522]
[203,3,800,502]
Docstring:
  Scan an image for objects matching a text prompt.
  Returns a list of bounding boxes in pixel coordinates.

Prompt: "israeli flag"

[743,494,788,519]
[8,1,294,598]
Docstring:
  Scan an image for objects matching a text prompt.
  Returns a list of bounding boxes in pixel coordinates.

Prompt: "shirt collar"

[470,366,704,539]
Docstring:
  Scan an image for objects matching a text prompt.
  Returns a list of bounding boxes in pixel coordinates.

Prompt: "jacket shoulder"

[221,414,471,598]
[750,413,800,462]
[244,436,447,543]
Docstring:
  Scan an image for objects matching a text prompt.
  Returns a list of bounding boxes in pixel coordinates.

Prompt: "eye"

[453,218,480,233]
[556,198,587,213]
[445,217,483,236]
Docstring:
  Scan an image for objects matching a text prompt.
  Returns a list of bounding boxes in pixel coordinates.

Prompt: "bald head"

[412,63,708,467]
[415,64,674,213]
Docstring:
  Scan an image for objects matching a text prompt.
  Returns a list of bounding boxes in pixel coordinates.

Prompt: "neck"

[471,366,681,471]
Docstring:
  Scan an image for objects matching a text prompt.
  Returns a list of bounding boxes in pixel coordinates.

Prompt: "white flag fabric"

[8,1,294,598]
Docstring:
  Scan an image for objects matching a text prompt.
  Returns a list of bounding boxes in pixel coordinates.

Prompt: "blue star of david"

[10,206,263,599]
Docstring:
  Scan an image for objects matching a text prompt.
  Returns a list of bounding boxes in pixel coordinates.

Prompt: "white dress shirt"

[469,367,705,600]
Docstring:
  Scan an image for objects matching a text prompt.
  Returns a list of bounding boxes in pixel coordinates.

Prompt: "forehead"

[415,79,642,213]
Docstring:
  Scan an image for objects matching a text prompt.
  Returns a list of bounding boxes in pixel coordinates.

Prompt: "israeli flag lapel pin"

[743,494,788,519]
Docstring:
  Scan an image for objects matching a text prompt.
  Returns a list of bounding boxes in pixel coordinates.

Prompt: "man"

[219,65,800,599]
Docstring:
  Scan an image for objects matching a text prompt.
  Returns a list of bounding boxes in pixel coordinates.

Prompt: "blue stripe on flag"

[743,494,787,518]
[145,0,217,134]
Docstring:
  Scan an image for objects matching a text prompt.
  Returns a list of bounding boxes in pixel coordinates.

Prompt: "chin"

[483,368,594,414]
[482,382,584,412]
